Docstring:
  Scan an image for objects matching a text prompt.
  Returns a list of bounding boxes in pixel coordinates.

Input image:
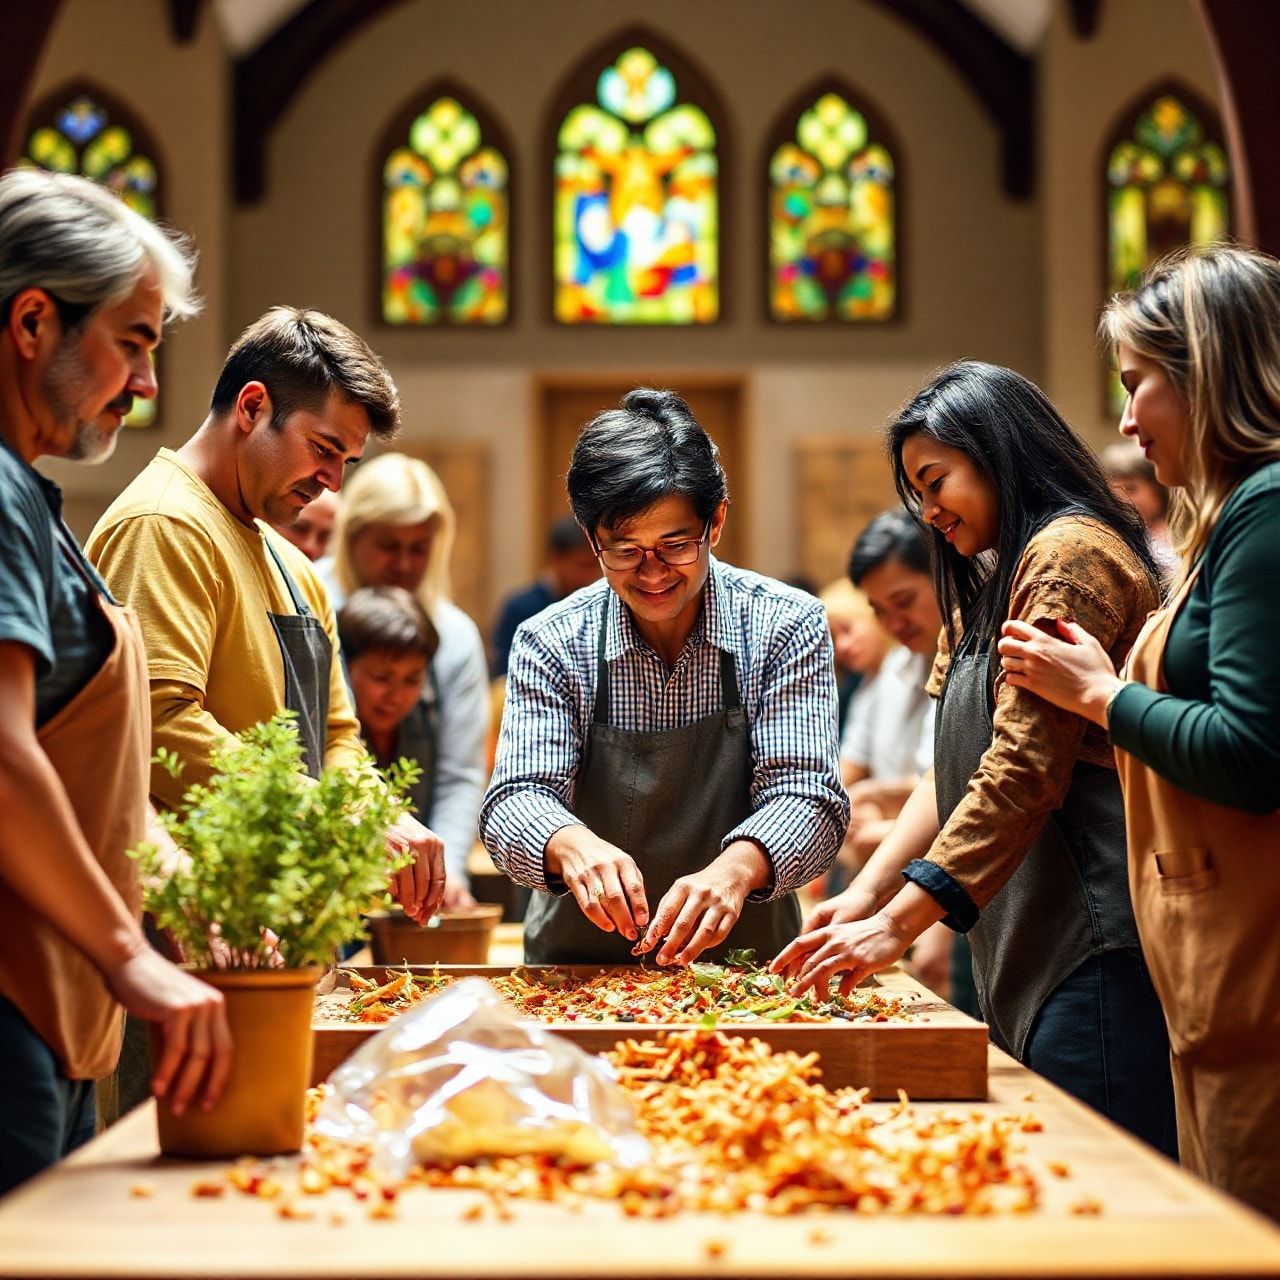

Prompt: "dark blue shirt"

[490,580,556,678]
[0,437,114,727]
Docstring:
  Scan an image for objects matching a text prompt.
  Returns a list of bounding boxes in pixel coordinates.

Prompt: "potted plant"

[132,712,416,1158]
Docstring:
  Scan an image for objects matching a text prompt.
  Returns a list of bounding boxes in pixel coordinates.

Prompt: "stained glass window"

[554,46,718,325]
[1106,91,1230,412]
[382,95,509,326]
[23,90,160,427]
[768,91,895,322]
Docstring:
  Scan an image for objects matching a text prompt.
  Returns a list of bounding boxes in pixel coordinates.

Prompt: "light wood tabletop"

[0,1042,1278,1279]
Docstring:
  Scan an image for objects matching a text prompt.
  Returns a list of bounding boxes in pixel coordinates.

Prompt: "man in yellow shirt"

[88,307,444,920]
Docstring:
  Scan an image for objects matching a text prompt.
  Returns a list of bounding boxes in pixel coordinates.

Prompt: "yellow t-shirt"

[86,448,364,809]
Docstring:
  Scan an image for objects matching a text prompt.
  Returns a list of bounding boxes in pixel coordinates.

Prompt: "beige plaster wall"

[25,0,229,536]
[229,0,1043,598]
[1040,0,1218,448]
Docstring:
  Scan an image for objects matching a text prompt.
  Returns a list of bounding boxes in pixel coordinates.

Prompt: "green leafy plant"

[130,713,417,970]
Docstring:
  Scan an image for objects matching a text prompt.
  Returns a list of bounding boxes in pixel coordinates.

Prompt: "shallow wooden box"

[312,964,989,1099]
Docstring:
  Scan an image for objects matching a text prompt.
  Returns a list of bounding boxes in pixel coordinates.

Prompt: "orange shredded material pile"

[197,1030,1040,1218]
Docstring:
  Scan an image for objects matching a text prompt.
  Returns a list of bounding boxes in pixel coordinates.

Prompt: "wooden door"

[794,435,901,590]
[536,377,747,570]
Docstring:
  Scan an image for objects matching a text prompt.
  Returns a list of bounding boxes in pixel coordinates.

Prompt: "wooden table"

[1,1045,1278,1279]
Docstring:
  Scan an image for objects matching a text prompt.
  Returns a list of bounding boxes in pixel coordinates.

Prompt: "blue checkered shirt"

[480,559,849,897]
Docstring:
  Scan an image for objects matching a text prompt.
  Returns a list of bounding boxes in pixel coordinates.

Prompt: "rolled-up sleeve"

[478,624,583,892]
[724,604,850,898]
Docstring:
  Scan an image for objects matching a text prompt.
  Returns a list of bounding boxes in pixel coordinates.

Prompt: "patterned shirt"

[480,559,849,896]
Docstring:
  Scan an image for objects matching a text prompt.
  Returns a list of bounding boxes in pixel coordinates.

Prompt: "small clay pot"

[153,967,320,1158]
[367,904,502,965]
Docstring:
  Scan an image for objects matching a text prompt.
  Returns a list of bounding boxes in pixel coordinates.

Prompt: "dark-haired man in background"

[489,515,600,678]
[481,389,847,965]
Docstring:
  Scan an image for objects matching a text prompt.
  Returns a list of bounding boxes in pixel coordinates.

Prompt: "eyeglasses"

[593,518,713,572]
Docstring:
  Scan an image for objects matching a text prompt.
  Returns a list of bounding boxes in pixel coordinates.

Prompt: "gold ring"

[593,882,606,899]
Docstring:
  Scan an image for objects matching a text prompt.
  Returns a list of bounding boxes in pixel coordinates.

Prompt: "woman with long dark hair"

[774,360,1177,1155]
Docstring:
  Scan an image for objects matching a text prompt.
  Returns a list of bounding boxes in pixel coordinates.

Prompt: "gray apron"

[933,637,1139,1057]
[265,539,331,778]
[523,595,801,965]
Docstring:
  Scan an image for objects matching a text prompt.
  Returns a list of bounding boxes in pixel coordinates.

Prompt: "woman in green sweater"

[999,244,1280,1220]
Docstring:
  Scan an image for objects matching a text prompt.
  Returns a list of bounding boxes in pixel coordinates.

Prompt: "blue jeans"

[0,995,97,1195]
[1023,948,1178,1159]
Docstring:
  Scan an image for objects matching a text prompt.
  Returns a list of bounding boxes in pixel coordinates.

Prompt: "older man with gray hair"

[0,168,230,1194]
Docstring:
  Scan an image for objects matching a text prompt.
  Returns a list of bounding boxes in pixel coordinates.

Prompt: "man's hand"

[638,840,771,966]
[106,947,232,1117]
[545,825,649,941]
[385,814,446,924]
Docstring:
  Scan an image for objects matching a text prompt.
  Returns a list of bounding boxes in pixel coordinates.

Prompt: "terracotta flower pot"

[153,967,321,1158]
[367,904,503,966]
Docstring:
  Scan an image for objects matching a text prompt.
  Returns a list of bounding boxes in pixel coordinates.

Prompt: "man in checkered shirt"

[481,389,849,966]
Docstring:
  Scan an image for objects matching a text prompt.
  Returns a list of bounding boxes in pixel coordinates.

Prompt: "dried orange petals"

[185,1032,1051,1221]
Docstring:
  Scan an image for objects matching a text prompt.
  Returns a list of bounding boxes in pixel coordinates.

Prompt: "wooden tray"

[311,964,989,1099]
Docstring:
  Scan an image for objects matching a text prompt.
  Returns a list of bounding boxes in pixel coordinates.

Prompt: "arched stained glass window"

[767,88,897,322]
[381,89,510,326]
[23,85,163,426]
[553,41,720,325]
[1105,86,1230,412]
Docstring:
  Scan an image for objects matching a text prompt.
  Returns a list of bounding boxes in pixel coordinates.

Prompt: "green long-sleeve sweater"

[1109,460,1280,814]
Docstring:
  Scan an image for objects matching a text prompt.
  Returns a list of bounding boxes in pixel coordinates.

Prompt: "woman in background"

[319,454,487,910]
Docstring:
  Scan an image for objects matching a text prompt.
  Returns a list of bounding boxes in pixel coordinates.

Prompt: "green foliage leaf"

[128,712,416,970]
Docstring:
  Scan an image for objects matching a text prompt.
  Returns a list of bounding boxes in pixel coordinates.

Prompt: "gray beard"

[64,420,118,464]
[42,337,122,465]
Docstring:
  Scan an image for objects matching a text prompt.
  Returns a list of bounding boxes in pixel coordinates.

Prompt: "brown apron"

[1117,565,1280,1220]
[0,542,150,1080]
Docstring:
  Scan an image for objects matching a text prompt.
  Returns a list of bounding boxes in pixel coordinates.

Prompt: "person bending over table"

[480,388,848,966]
[776,361,1176,1158]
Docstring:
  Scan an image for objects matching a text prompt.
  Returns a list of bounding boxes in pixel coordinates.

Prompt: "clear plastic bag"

[314,978,650,1175]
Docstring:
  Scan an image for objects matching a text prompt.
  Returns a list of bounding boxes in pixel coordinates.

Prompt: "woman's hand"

[997,618,1125,727]
[771,912,913,999]
[801,883,879,933]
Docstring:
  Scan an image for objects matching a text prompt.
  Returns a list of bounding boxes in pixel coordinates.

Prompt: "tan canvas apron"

[0,543,150,1080]
[1117,565,1280,1220]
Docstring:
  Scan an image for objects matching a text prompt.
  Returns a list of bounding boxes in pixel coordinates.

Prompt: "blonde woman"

[318,454,488,911]
[1000,245,1280,1219]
